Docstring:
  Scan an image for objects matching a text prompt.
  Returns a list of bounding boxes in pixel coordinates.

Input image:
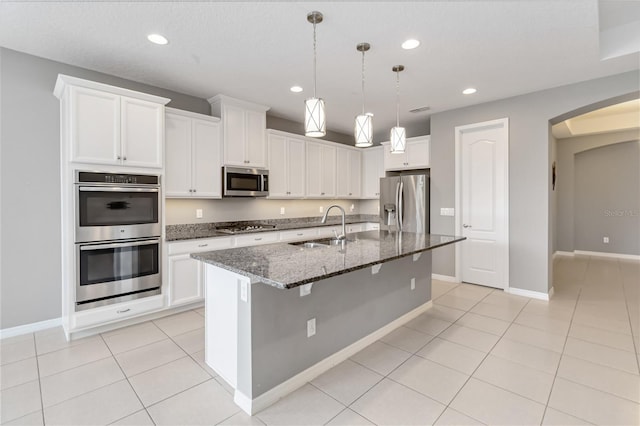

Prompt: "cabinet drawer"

[167,237,233,255]
[279,228,318,242]
[234,231,279,247]
[72,295,164,329]
[316,225,343,237]
[365,222,380,231]
[346,223,365,233]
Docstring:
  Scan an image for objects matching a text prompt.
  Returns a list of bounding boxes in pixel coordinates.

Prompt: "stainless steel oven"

[74,171,162,311]
[76,237,161,311]
[75,171,161,243]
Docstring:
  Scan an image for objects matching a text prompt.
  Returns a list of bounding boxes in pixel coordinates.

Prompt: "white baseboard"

[233,300,434,415]
[505,287,552,301]
[0,317,62,340]
[553,251,575,258]
[574,250,640,260]
[432,274,459,283]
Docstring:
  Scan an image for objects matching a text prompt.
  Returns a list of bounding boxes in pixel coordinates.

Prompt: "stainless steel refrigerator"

[379,173,429,233]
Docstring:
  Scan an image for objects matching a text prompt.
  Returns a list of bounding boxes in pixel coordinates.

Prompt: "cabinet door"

[70,86,120,165]
[335,147,350,198]
[121,97,164,168]
[168,254,203,306]
[348,150,362,198]
[222,104,246,166]
[320,144,336,197]
[245,110,267,167]
[306,142,323,197]
[383,143,408,170]
[406,137,430,168]
[267,134,288,198]
[192,119,222,198]
[287,137,306,198]
[362,147,384,198]
[165,113,193,197]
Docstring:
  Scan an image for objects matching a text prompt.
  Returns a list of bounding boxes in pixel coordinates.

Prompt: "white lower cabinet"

[234,231,279,247]
[166,237,233,307]
[365,222,380,231]
[279,228,319,242]
[71,295,164,330]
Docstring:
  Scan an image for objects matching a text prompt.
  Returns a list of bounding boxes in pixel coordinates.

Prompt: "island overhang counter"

[191,230,465,415]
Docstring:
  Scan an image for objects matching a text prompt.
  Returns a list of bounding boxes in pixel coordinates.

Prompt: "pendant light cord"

[313,20,317,98]
[395,71,400,127]
[361,49,366,115]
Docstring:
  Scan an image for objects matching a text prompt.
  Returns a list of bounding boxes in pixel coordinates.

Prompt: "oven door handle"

[79,239,160,251]
[78,187,159,193]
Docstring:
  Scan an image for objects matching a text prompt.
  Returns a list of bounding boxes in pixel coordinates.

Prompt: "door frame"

[454,118,510,288]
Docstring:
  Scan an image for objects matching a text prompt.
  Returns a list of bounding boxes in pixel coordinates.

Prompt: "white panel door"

[336,147,350,197]
[362,146,384,198]
[348,149,362,197]
[267,133,288,197]
[165,113,192,196]
[120,97,164,168]
[168,254,203,306]
[320,144,336,197]
[457,118,509,289]
[287,137,306,197]
[245,109,267,167]
[192,119,222,197]
[306,142,323,197]
[222,104,246,166]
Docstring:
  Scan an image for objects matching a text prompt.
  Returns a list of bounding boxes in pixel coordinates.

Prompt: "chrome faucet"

[321,205,346,240]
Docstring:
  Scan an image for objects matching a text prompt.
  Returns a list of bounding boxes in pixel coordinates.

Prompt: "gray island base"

[192,230,465,415]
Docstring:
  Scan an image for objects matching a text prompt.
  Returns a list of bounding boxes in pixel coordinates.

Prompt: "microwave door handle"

[79,239,160,251]
[78,187,159,193]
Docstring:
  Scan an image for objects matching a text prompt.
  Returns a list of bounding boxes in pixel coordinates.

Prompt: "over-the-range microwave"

[223,166,269,197]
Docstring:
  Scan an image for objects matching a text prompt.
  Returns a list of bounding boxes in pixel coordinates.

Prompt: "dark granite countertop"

[191,230,465,289]
[166,214,379,242]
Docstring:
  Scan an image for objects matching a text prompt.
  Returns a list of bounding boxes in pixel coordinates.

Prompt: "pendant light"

[354,42,373,147]
[390,65,406,153]
[305,11,326,138]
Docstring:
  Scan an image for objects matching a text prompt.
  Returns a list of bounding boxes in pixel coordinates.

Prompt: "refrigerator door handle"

[398,180,404,231]
[395,181,401,230]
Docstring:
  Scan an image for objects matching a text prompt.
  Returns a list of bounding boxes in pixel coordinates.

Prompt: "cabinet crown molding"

[165,107,220,122]
[207,94,270,113]
[53,74,171,105]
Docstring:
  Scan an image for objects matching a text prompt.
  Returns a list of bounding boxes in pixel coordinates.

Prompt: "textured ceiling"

[1,1,638,142]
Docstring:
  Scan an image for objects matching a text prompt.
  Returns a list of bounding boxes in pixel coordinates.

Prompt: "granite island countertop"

[166,214,379,241]
[191,230,465,289]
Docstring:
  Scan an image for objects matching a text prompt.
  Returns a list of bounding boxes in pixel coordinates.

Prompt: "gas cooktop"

[216,223,277,234]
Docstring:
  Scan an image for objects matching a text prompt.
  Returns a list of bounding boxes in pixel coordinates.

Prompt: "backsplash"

[165,198,366,225]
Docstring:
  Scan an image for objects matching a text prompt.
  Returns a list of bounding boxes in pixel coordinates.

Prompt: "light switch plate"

[307,318,316,337]
[280,207,285,215]
[440,208,455,216]
[196,209,203,218]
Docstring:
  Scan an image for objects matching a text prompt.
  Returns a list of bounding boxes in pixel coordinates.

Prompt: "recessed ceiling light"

[402,39,420,50]
[462,88,477,95]
[290,86,303,93]
[147,34,168,45]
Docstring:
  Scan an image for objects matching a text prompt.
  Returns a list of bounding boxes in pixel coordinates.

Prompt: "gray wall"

[429,71,639,293]
[555,130,640,253]
[574,141,640,255]
[0,48,210,329]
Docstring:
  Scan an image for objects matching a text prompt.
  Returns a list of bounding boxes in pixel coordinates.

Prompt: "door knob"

[463,224,472,228]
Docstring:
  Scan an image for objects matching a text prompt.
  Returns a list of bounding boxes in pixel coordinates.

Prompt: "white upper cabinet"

[306,141,336,198]
[383,135,430,171]
[362,146,385,198]
[208,95,270,168]
[165,108,222,198]
[336,146,362,198]
[54,75,169,169]
[267,131,306,198]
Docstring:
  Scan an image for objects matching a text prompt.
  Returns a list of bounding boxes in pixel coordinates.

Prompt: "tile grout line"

[34,332,46,426]
[430,291,531,425]
[98,332,157,425]
[618,258,640,374]
[539,255,589,425]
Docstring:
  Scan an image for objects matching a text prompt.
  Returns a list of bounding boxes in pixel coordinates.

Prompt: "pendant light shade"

[390,65,406,154]
[355,42,373,147]
[305,11,326,138]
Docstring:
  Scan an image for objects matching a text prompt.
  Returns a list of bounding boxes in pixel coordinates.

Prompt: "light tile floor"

[1,255,639,425]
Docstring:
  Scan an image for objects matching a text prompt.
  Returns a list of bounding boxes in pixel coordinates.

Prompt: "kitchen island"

[192,230,464,415]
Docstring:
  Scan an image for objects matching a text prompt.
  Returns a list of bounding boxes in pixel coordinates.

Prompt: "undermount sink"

[289,238,351,249]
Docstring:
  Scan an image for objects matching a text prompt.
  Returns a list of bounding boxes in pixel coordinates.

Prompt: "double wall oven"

[75,171,162,311]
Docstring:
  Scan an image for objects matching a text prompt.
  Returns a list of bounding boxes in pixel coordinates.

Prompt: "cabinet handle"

[297,233,303,236]
[321,192,325,195]
[123,156,127,161]
[254,237,262,241]
[116,155,121,160]
[198,243,209,247]
[116,308,131,314]
[193,189,196,193]
[349,192,352,196]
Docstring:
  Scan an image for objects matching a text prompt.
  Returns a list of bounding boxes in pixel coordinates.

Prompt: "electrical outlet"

[350,204,355,212]
[196,209,203,219]
[603,237,609,243]
[411,278,416,290]
[280,207,285,215]
[307,318,316,337]
[319,206,324,213]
